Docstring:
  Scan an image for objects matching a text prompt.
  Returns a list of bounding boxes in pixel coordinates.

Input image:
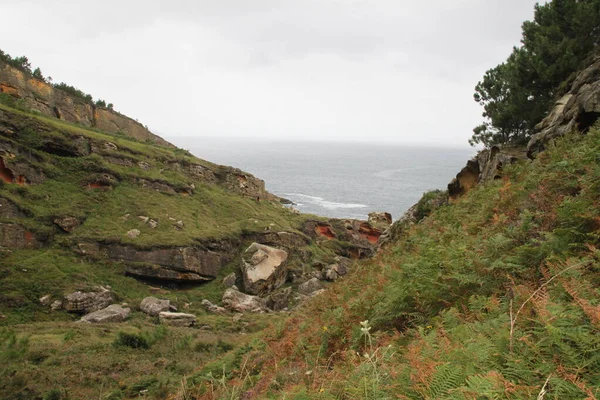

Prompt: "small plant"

[113,331,149,349]
[42,389,61,400]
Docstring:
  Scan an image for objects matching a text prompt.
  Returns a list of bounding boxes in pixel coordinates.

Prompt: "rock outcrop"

[368,212,392,226]
[448,147,527,200]
[62,287,113,314]
[0,223,40,248]
[0,62,172,147]
[528,56,600,158]
[241,243,289,295]
[79,304,131,324]
[222,288,268,313]
[103,242,234,282]
[158,312,197,327]
[139,296,171,316]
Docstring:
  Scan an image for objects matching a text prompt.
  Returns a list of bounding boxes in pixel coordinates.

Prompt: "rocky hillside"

[201,55,600,399]
[0,56,399,399]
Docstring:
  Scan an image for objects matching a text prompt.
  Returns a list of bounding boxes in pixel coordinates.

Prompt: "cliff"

[0,62,172,147]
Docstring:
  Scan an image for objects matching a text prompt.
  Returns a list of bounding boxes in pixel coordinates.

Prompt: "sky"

[1,0,542,146]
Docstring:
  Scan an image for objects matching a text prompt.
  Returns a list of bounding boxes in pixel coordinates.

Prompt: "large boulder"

[63,287,113,314]
[222,288,268,313]
[159,312,196,327]
[241,243,288,295]
[139,296,170,316]
[79,305,131,324]
[528,56,600,158]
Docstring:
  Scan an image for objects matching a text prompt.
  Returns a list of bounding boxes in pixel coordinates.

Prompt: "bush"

[113,332,149,349]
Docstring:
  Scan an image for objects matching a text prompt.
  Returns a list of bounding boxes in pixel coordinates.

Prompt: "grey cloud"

[0,1,542,145]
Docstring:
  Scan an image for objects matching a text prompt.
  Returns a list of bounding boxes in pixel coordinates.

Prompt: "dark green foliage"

[42,389,61,400]
[52,82,93,103]
[0,49,33,74]
[113,331,150,349]
[414,189,447,221]
[471,0,600,146]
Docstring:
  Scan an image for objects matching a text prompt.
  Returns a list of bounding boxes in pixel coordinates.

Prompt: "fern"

[425,362,465,399]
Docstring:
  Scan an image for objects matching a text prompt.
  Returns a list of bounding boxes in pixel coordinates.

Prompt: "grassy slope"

[198,129,600,399]
[0,103,329,399]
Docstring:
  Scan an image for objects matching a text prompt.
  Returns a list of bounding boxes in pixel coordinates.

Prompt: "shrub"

[113,331,149,349]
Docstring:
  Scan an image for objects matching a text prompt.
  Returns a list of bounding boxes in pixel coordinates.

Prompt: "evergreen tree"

[471,0,600,146]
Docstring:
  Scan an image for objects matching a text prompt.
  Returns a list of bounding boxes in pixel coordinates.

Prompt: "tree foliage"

[471,0,600,146]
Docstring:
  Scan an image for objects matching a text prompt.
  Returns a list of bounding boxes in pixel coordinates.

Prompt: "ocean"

[170,137,475,221]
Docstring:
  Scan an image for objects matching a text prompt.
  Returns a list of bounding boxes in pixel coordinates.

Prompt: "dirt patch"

[315,224,336,239]
[358,222,382,244]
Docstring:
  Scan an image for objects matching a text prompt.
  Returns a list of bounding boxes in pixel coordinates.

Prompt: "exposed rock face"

[241,243,288,295]
[448,160,479,200]
[0,62,172,147]
[368,212,392,226]
[54,216,80,233]
[256,231,309,249]
[298,278,324,295]
[266,287,293,311]
[106,242,234,282]
[216,166,278,200]
[79,305,131,324]
[222,288,268,313]
[139,296,171,316]
[448,147,527,200]
[159,312,196,327]
[528,57,600,158]
[63,287,113,314]
[0,223,40,248]
[0,197,24,218]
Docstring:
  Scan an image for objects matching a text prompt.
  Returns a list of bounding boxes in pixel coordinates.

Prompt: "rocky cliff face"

[0,62,172,147]
[447,145,528,200]
[448,57,600,201]
[527,56,600,157]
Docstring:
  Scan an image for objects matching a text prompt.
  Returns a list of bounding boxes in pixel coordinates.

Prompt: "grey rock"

[222,272,237,287]
[528,56,600,158]
[298,278,324,295]
[127,229,140,239]
[79,304,131,324]
[54,216,80,233]
[50,300,63,311]
[266,287,293,311]
[201,299,227,314]
[63,287,113,314]
[324,266,339,281]
[139,296,170,316]
[241,243,288,295]
[222,288,268,313]
[158,312,196,327]
[39,294,52,306]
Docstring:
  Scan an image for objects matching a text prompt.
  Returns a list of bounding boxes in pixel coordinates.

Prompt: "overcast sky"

[1,0,541,146]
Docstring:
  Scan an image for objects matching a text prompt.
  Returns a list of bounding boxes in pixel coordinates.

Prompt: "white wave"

[284,193,367,210]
